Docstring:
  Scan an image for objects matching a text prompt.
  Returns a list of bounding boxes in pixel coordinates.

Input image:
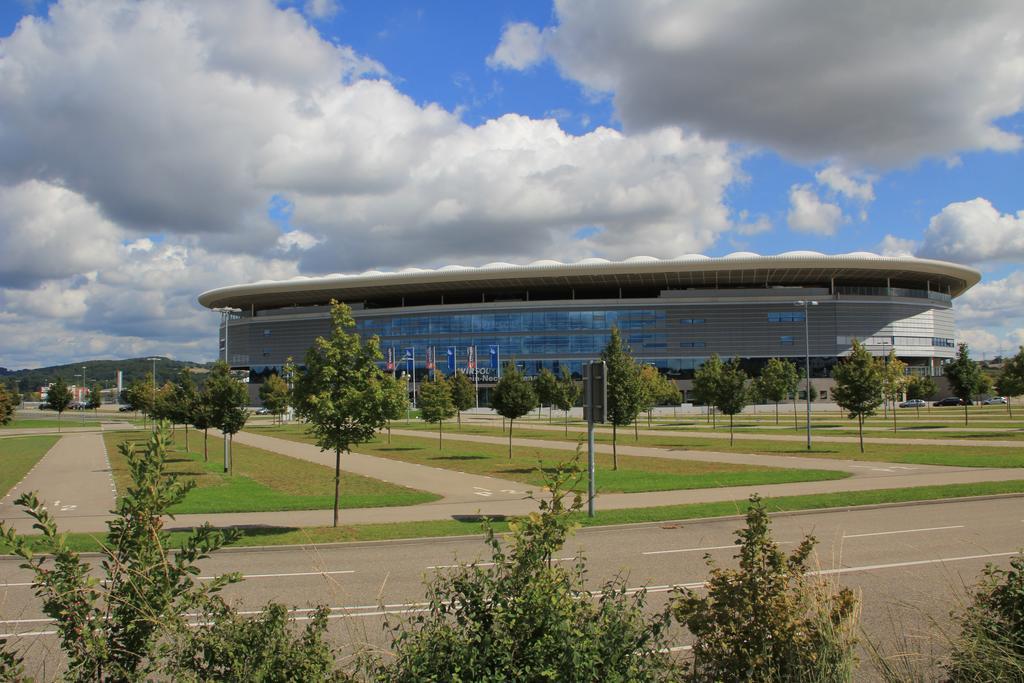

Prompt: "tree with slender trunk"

[533,368,559,424]
[945,343,984,426]
[880,350,908,433]
[490,363,537,460]
[996,345,1024,418]
[419,376,456,452]
[170,370,198,450]
[756,358,799,425]
[601,328,645,470]
[714,360,750,445]
[554,365,580,436]
[190,392,215,462]
[87,382,103,418]
[831,340,884,452]
[380,373,409,445]
[292,301,391,527]
[205,362,248,474]
[47,376,73,433]
[906,374,937,419]
[449,371,475,430]
[693,354,725,432]
[258,373,290,426]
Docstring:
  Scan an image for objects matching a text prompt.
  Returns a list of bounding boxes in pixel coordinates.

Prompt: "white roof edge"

[198,253,981,308]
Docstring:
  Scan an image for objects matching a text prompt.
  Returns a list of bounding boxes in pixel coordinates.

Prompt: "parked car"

[255,407,273,415]
[933,397,969,407]
[898,399,926,408]
[38,403,51,410]
[118,405,134,412]
[982,396,1008,405]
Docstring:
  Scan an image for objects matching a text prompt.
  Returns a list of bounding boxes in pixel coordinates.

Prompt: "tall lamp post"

[81,366,87,425]
[795,300,818,450]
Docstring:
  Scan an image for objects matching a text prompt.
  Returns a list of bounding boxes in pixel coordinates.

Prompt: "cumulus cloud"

[786,184,844,235]
[304,0,339,20]
[276,229,322,252]
[504,0,1024,166]
[877,234,917,258]
[815,165,875,203]
[487,22,546,70]
[918,198,1024,264]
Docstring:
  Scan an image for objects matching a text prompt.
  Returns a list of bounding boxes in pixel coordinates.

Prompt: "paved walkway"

[466,417,1024,449]
[0,433,118,534]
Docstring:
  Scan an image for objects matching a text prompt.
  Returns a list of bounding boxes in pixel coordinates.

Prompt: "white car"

[982,396,1008,405]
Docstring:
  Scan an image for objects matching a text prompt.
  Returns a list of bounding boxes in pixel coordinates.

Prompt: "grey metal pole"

[588,414,596,517]
[804,306,812,450]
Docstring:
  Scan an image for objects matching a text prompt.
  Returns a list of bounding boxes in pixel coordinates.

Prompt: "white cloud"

[508,0,1024,166]
[786,184,845,235]
[276,229,322,252]
[487,22,546,70]
[735,211,772,236]
[815,165,875,203]
[0,180,125,288]
[955,270,1024,326]
[877,234,917,258]
[304,0,339,20]
[918,198,1024,264]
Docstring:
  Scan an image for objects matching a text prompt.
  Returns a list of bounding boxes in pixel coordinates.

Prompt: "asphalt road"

[3,495,1022,679]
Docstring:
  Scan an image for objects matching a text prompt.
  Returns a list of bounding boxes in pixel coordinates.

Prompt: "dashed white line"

[843,525,964,539]
[643,542,791,556]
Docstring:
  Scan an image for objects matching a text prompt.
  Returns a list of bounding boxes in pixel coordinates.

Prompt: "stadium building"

[197,252,979,403]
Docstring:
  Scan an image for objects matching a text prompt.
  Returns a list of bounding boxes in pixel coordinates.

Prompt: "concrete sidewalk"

[0,433,118,534]
[465,416,1024,449]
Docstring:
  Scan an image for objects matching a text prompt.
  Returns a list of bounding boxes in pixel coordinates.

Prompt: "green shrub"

[372,456,675,682]
[672,494,860,682]
[946,553,1024,681]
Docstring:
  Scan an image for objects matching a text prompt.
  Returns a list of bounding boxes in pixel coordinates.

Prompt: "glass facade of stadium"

[201,254,978,404]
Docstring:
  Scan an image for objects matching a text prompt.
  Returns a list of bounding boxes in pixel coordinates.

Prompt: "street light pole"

[795,300,818,450]
[81,366,87,425]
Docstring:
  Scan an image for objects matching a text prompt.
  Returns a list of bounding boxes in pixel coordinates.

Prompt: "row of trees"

[4,427,1019,681]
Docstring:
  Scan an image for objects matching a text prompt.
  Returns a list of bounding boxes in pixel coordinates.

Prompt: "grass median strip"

[0,434,59,497]
[375,420,1024,468]
[246,425,848,494]
[102,430,439,514]
[6,479,1023,555]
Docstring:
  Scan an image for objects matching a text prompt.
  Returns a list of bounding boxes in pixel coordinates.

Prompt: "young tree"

[0,424,242,680]
[190,391,215,462]
[205,362,249,474]
[880,350,908,432]
[87,382,103,414]
[490,362,537,460]
[996,345,1024,418]
[533,367,560,423]
[672,495,859,682]
[554,365,580,435]
[419,376,457,451]
[258,373,290,425]
[376,457,674,682]
[945,342,984,426]
[170,369,199,449]
[638,364,660,429]
[715,360,750,445]
[692,354,725,430]
[0,385,14,426]
[281,356,298,422]
[601,328,645,470]
[653,371,683,426]
[381,373,409,444]
[126,377,155,424]
[47,376,73,433]
[756,358,800,425]
[449,371,476,429]
[831,340,884,452]
[292,300,391,527]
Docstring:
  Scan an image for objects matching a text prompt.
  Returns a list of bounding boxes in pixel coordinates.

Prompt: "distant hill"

[0,357,213,393]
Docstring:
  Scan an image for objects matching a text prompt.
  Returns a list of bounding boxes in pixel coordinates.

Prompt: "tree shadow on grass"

[430,455,487,461]
[376,447,421,452]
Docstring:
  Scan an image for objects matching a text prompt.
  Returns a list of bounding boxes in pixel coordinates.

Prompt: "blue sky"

[0,0,1022,368]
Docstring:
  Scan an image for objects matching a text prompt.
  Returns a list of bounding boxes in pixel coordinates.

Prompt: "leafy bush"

[372,455,675,682]
[946,553,1024,681]
[672,495,860,682]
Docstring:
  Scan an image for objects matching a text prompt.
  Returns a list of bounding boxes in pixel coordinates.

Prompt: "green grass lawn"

[103,430,439,514]
[6,479,1023,554]
[0,434,59,497]
[368,420,1024,469]
[246,424,847,493]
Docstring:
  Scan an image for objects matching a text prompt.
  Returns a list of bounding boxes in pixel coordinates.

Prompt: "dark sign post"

[583,361,607,517]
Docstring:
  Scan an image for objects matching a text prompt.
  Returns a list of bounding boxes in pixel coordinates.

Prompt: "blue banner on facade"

[489,345,499,369]
[446,347,455,373]
[403,347,414,374]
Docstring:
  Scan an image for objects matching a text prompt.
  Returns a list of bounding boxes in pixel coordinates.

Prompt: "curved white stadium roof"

[198,252,981,309]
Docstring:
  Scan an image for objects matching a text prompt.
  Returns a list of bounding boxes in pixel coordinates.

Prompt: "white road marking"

[427,556,576,570]
[1,569,356,589]
[643,542,792,556]
[843,525,964,539]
